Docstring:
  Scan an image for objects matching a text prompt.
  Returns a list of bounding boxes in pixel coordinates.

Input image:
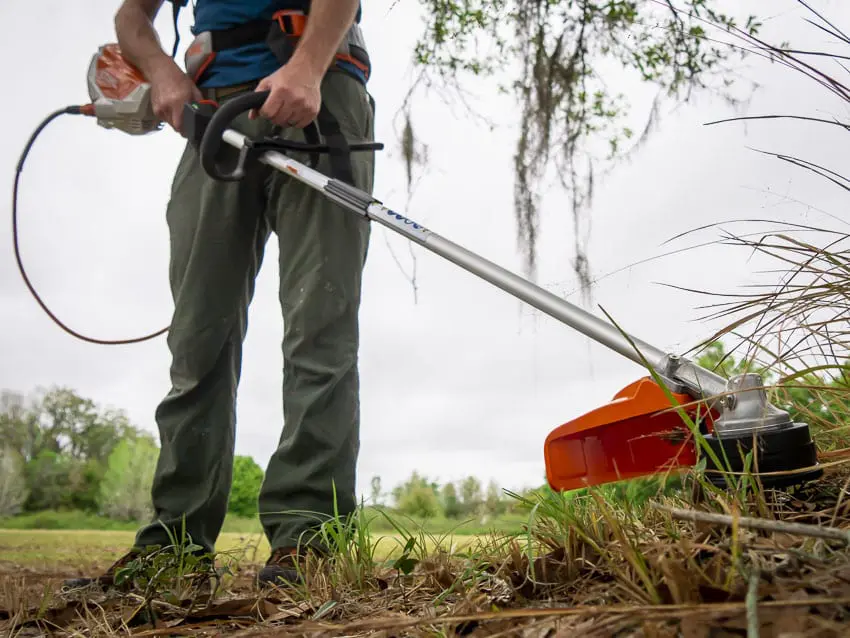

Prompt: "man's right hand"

[115,0,203,135]
[149,62,204,135]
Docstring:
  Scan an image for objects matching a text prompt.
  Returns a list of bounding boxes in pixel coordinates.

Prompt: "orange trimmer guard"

[544,376,714,492]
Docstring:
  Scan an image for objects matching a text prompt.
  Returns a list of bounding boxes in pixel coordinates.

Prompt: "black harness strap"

[210,19,270,51]
[171,0,182,58]
[316,105,355,186]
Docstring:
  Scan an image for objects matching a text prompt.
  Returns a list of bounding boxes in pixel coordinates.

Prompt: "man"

[65,0,374,590]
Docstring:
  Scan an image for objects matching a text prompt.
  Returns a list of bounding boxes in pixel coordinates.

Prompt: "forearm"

[289,0,360,76]
[114,0,176,79]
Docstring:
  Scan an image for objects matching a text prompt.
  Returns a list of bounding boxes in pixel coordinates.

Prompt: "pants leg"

[258,71,375,551]
[135,107,275,554]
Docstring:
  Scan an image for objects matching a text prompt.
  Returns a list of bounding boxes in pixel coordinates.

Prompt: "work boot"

[61,549,145,591]
[61,546,214,594]
[256,547,319,589]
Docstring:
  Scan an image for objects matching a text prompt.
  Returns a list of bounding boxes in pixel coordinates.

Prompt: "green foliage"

[0,509,262,532]
[113,520,226,608]
[98,435,159,521]
[0,386,151,514]
[22,449,100,512]
[393,471,441,518]
[485,479,506,517]
[406,0,763,282]
[0,447,28,517]
[369,475,382,505]
[0,509,142,530]
[458,475,483,515]
[1,387,136,465]
[227,455,264,518]
[440,481,462,518]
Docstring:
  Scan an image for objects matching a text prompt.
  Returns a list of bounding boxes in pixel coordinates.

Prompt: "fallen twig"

[652,503,850,544]
[746,570,760,638]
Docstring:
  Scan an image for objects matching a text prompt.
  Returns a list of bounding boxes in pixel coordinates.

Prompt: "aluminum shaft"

[221,129,729,400]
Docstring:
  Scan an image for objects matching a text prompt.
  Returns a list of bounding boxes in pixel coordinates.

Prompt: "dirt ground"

[3,469,850,636]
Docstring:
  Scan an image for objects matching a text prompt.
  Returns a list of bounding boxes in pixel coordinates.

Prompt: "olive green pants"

[134,71,374,555]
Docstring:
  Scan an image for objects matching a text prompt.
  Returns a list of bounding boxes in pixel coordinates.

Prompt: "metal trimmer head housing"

[701,372,821,489]
[544,369,822,492]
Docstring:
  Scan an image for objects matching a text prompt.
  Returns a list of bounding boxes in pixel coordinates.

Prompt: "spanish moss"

[404,0,761,300]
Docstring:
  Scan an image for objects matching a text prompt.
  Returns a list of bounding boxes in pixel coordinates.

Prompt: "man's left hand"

[251,62,323,129]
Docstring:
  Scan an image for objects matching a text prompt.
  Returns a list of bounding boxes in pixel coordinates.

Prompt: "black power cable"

[12,106,168,345]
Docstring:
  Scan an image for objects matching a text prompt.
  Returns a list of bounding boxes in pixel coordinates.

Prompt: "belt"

[200,81,259,102]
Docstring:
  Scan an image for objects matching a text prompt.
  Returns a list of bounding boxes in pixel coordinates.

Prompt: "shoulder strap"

[168,0,192,58]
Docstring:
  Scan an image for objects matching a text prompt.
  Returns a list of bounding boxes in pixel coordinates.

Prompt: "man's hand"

[149,62,203,135]
[114,0,203,135]
[251,61,323,129]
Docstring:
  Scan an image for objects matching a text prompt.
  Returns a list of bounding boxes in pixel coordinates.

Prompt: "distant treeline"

[0,386,538,524]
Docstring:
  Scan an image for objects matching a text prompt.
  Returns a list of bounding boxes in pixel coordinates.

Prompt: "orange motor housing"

[544,376,716,491]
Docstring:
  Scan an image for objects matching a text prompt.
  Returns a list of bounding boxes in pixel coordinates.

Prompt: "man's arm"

[288,0,360,78]
[254,0,360,129]
[114,0,201,134]
[114,0,172,79]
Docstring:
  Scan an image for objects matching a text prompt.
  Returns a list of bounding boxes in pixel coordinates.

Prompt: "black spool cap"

[703,421,822,489]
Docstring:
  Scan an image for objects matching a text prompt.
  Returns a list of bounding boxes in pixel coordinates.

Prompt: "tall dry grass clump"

[670,1,850,462]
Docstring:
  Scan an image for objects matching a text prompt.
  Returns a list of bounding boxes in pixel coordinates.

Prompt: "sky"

[1,0,848,502]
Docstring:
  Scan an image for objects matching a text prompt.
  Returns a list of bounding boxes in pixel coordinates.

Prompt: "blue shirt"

[169,0,363,88]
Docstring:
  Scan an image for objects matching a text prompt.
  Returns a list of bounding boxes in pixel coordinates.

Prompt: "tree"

[228,455,264,518]
[484,479,506,517]
[1,386,153,514]
[0,390,41,463]
[0,387,135,465]
[37,387,133,463]
[459,476,483,516]
[695,341,767,379]
[98,435,159,521]
[402,1,762,290]
[397,484,440,518]
[441,481,462,518]
[392,471,441,518]
[370,475,382,506]
[22,449,81,511]
[0,447,28,517]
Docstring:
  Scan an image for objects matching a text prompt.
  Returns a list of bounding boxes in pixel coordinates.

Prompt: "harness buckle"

[272,9,307,37]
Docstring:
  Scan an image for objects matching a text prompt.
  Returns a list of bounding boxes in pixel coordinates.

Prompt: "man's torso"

[175,0,363,88]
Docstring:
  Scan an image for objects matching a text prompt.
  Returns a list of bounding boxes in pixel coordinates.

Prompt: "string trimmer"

[13,45,823,492]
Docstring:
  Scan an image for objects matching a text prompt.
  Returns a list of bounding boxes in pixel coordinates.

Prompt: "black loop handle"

[199,90,270,181]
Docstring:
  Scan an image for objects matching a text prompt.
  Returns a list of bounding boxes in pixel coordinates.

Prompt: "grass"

[0,528,483,574]
[2,465,850,635]
[0,511,265,535]
[4,2,850,635]
[0,507,533,536]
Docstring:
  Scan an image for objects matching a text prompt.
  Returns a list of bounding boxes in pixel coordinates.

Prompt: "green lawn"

[0,508,531,536]
[0,507,523,576]
[0,527,484,575]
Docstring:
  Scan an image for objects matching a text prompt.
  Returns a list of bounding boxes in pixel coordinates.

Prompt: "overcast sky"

[1,0,847,501]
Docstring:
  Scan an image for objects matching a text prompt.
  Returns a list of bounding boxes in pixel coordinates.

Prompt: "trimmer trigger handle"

[182,99,219,152]
[199,90,270,181]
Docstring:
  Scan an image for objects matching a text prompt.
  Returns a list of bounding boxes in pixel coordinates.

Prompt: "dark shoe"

[62,549,143,591]
[62,547,214,594]
[257,547,316,589]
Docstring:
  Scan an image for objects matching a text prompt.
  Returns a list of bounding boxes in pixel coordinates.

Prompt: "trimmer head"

[544,376,710,491]
[544,373,822,492]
